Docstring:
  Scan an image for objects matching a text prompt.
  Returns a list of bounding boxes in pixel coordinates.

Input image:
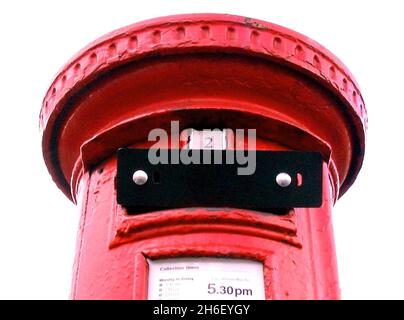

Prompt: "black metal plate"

[116,149,322,211]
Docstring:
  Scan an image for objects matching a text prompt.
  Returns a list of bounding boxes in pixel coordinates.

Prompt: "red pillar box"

[40,14,367,300]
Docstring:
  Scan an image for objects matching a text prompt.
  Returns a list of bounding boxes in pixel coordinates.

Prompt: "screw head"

[132,170,148,185]
[276,172,292,187]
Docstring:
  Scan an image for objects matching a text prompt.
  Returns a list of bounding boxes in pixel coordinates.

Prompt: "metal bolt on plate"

[132,170,148,185]
[276,173,292,187]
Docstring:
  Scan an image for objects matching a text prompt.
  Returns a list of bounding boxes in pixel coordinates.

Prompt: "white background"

[0,0,403,299]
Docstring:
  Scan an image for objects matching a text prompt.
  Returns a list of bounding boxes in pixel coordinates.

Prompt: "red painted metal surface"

[40,14,367,299]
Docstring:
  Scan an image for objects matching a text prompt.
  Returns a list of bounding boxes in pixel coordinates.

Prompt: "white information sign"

[147,257,265,300]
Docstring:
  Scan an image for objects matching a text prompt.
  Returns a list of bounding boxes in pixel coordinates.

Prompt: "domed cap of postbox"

[40,14,367,202]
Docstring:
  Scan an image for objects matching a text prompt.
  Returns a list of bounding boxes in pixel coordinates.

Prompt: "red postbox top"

[40,14,367,202]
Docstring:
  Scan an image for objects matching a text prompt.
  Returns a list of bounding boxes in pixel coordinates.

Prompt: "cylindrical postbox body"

[40,14,367,299]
